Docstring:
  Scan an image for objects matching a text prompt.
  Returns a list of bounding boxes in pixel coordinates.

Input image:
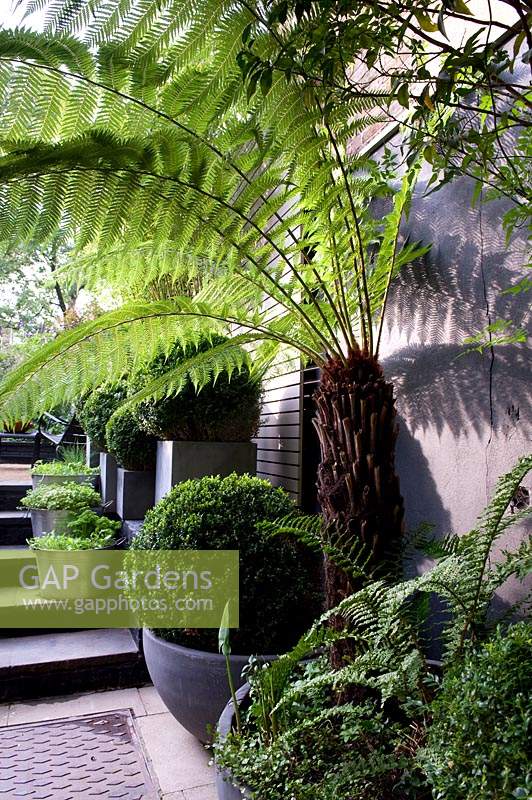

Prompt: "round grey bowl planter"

[215,684,252,800]
[29,506,102,537]
[143,629,275,743]
[31,474,99,489]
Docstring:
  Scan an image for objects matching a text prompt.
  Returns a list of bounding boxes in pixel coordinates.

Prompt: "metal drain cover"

[0,709,159,799]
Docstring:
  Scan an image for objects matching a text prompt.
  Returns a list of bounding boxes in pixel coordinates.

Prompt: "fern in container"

[21,482,102,538]
[214,455,532,800]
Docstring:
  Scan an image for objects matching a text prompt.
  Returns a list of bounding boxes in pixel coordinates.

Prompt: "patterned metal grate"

[0,709,159,799]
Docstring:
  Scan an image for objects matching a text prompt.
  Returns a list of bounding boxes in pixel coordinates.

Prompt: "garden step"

[0,511,32,546]
[0,482,31,511]
[0,545,35,586]
[0,628,148,701]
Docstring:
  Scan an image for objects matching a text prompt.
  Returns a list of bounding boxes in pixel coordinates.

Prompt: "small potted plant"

[31,446,100,488]
[28,511,123,598]
[130,473,322,742]
[132,336,261,502]
[105,406,157,520]
[28,510,123,551]
[77,381,128,508]
[20,482,102,537]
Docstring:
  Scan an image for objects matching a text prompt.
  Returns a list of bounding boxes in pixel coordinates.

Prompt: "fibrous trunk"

[313,349,404,615]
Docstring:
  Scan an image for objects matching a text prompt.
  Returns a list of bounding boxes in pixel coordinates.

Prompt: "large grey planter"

[29,506,102,537]
[31,474,98,490]
[100,452,118,513]
[116,468,155,520]
[155,441,257,503]
[143,629,273,743]
[215,685,252,800]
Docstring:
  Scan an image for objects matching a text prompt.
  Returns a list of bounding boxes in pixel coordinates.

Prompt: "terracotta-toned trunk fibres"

[313,349,405,640]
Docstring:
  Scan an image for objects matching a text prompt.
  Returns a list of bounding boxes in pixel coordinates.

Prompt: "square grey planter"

[86,438,102,468]
[100,452,118,513]
[116,468,155,520]
[155,441,257,503]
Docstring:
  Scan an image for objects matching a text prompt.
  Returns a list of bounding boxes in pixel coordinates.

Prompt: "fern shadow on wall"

[384,174,530,346]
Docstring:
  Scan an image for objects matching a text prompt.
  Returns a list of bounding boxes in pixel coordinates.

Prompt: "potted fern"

[20,482,103,537]
[130,473,322,742]
[105,406,157,520]
[132,336,261,503]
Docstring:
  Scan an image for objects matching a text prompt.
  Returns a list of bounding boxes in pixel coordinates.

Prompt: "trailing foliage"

[421,622,532,800]
[105,405,157,471]
[21,481,102,511]
[132,334,262,441]
[132,473,322,654]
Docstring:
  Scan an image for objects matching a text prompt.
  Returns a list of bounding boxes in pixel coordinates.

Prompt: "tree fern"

[0,4,433,620]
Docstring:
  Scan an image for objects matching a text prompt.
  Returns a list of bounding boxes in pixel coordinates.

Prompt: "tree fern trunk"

[313,350,404,614]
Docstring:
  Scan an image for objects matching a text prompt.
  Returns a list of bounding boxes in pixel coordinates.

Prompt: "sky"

[0,1,45,30]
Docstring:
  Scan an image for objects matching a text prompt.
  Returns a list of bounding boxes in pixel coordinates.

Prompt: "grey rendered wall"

[378,174,531,613]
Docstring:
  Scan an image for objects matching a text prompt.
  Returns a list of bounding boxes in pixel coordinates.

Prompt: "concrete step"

[0,511,32,546]
[0,628,148,701]
[0,482,31,512]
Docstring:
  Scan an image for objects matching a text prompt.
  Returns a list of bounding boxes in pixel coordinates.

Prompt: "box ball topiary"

[76,380,129,450]
[133,335,262,441]
[422,622,532,800]
[105,407,157,471]
[131,473,323,654]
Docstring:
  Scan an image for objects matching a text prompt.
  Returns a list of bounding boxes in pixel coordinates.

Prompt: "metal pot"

[31,474,99,489]
[29,506,103,537]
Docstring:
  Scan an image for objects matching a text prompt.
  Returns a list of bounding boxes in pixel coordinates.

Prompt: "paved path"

[0,684,216,799]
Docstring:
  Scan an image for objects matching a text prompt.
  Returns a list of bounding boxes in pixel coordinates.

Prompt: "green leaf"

[423,144,435,164]
[513,30,526,61]
[414,11,439,33]
[437,9,448,39]
[260,67,273,96]
[452,0,473,16]
[397,84,410,109]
